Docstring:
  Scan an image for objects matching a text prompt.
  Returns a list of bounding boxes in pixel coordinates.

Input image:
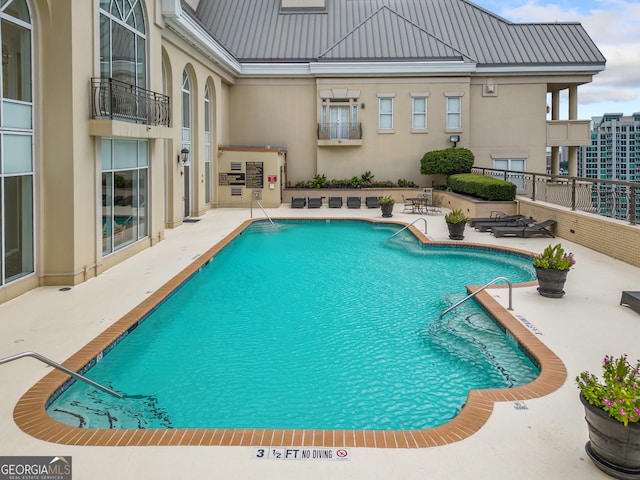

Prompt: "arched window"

[204,85,211,203]
[182,70,191,152]
[1,0,34,285]
[99,0,146,88]
[181,69,192,217]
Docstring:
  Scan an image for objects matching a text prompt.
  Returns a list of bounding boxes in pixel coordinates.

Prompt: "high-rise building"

[579,113,640,181]
[578,113,640,220]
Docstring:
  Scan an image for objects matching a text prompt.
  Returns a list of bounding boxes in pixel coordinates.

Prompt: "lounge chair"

[291,197,306,208]
[469,212,522,227]
[620,291,640,315]
[475,217,536,232]
[347,197,361,209]
[307,197,322,208]
[365,196,380,208]
[328,197,343,208]
[491,219,557,238]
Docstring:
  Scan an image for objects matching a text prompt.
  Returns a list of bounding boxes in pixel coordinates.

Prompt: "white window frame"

[492,156,527,192]
[411,93,429,132]
[445,93,463,131]
[1,0,35,285]
[377,93,395,133]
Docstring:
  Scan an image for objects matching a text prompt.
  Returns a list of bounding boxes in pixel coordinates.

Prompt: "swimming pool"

[46,220,538,431]
[15,222,563,446]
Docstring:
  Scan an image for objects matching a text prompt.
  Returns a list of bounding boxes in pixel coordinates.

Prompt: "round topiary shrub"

[420,147,474,176]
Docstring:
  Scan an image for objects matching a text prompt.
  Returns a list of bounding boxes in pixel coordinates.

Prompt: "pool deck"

[1,204,639,479]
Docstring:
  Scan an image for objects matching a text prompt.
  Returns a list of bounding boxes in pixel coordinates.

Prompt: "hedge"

[447,173,516,201]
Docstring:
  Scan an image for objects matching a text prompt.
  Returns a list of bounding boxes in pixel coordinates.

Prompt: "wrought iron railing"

[317,122,362,140]
[91,77,171,127]
[472,167,640,225]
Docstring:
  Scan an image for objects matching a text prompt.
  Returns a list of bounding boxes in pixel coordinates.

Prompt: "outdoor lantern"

[179,147,190,165]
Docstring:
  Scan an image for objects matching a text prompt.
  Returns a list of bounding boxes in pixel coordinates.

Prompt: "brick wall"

[518,198,640,268]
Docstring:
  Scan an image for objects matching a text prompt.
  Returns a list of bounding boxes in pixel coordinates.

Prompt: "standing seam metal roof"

[190,0,606,67]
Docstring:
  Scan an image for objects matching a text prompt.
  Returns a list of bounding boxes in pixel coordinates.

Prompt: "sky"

[472,0,640,120]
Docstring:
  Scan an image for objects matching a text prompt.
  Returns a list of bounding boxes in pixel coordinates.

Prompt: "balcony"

[90,78,171,138]
[317,122,362,146]
[546,120,591,147]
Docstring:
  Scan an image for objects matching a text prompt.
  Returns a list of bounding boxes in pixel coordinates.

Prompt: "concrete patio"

[1,204,638,479]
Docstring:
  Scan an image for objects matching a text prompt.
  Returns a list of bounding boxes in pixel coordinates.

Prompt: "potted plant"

[379,196,395,217]
[532,244,575,298]
[576,354,640,478]
[444,209,469,240]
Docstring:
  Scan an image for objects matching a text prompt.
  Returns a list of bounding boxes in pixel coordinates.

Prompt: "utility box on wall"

[216,145,286,207]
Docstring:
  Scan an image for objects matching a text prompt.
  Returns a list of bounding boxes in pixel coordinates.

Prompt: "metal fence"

[91,77,171,127]
[472,167,639,225]
[317,122,362,140]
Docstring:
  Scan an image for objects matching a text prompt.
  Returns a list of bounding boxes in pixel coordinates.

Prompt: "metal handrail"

[251,200,276,226]
[0,351,123,399]
[390,218,428,238]
[439,276,513,318]
[90,77,171,127]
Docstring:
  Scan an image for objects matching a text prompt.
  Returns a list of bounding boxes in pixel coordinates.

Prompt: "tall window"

[204,85,212,203]
[446,96,461,130]
[101,139,148,255]
[379,97,393,130]
[99,0,146,88]
[181,70,191,155]
[1,0,33,286]
[181,70,191,218]
[412,97,427,130]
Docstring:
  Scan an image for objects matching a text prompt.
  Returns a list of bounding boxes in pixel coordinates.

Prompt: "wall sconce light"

[178,147,189,165]
[360,103,365,109]
[449,135,460,147]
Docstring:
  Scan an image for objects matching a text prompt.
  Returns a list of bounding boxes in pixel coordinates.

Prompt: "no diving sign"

[253,447,350,461]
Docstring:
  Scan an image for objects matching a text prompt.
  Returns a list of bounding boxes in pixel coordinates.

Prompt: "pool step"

[427,294,536,387]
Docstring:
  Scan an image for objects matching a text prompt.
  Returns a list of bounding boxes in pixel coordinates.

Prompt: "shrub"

[420,148,474,176]
[447,173,516,201]
[397,178,418,188]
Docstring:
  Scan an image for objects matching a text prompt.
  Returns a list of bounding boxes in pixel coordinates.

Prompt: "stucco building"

[0,0,605,303]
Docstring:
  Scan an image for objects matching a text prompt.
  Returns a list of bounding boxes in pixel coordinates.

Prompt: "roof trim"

[165,6,242,77]
[238,61,476,77]
[476,65,606,75]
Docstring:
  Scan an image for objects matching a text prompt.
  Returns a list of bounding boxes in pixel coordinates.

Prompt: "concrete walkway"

[1,204,638,479]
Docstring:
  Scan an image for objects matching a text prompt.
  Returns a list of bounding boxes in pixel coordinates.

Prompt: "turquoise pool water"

[48,220,538,430]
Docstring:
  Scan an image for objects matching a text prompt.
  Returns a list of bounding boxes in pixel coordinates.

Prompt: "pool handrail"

[390,218,428,238]
[439,276,513,318]
[251,200,276,226]
[0,351,123,399]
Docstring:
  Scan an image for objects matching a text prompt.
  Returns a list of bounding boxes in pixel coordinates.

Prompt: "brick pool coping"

[13,218,566,447]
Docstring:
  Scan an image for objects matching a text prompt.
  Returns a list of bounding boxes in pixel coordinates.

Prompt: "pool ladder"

[389,218,428,238]
[439,276,513,318]
[250,200,276,227]
[0,351,123,399]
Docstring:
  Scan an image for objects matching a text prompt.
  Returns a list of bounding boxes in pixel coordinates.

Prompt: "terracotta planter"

[446,221,465,240]
[380,203,394,217]
[580,394,640,479]
[534,266,569,298]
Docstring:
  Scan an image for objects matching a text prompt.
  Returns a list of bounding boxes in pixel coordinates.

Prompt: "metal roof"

[188,0,605,68]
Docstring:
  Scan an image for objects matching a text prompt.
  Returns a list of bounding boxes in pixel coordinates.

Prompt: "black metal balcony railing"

[91,77,171,127]
[472,167,640,225]
[317,122,362,140]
